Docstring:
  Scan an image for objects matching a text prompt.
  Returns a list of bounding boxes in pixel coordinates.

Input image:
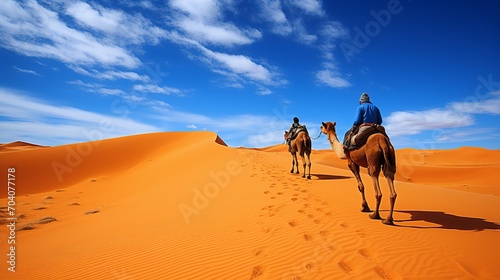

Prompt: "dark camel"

[320,121,397,225]
[284,130,312,179]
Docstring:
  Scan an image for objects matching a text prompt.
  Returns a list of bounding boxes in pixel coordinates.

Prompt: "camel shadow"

[311,173,351,181]
[394,210,500,231]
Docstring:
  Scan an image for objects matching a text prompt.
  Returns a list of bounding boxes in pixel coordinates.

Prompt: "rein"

[311,130,323,140]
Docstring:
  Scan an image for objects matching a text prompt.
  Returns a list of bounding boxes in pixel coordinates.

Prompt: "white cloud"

[69,66,151,82]
[286,0,324,16]
[67,80,125,96]
[386,109,474,136]
[316,69,351,88]
[133,84,184,95]
[0,0,168,69]
[0,0,141,68]
[176,18,259,46]
[386,94,500,136]
[257,0,292,36]
[208,51,272,83]
[169,0,220,22]
[320,21,349,41]
[292,19,317,44]
[65,1,166,44]
[0,88,160,145]
[169,0,261,47]
[449,97,500,115]
[13,66,41,76]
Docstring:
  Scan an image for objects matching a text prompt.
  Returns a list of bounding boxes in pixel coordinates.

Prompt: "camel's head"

[284,130,289,140]
[321,121,336,135]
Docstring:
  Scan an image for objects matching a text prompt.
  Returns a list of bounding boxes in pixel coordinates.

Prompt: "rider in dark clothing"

[286,117,301,146]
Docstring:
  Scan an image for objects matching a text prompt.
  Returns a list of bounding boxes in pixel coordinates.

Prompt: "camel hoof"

[290,170,294,173]
[382,219,395,226]
[307,175,311,180]
[360,205,371,213]
[369,212,382,220]
[296,171,300,175]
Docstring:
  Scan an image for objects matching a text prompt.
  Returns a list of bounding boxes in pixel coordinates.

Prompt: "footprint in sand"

[303,234,313,241]
[338,260,354,275]
[254,248,264,256]
[304,263,314,271]
[288,221,298,227]
[291,198,298,201]
[358,248,374,261]
[374,266,394,280]
[356,229,367,238]
[250,265,264,279]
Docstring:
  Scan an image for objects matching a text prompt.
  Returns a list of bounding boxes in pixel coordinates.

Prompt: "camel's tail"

[381,137,396,179]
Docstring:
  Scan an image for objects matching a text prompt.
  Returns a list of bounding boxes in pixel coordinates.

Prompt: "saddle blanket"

[348,124,388,150]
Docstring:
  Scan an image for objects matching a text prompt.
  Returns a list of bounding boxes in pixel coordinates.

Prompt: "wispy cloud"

[13,66,41,76]
[169,0,261,47]
[133,84,185,95]
[70,66,151,82]
[257,0,292,36]
[286,0,324,16]
[315,21,351,88]
[316,69,351,88]
[386,93,500,136]
[65,1,165,45]
[0,0,167,69]
[67,80,125,96]
[0,88,160,145]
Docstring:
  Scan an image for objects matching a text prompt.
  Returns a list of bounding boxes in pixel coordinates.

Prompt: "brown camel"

[284,130,312,179]
[320,121,397,225]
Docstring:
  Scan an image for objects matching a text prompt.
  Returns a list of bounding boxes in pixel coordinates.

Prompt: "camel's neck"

[326,131,346,159]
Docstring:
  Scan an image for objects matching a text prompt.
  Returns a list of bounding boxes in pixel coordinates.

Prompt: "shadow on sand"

[395,210,500,231]
[311,174,351,181]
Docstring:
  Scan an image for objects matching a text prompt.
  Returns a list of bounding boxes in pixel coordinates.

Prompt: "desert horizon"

[1,131,499,279]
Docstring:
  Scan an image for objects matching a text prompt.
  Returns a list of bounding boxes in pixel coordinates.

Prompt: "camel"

[284,130,312,179]
[320,121,397,225]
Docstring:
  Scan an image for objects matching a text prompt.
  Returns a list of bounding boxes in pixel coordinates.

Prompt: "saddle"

[288,125,308,141]
[345,124,388,151]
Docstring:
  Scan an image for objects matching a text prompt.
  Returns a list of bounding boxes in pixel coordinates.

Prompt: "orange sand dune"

[1,132,499,280]
[0,141,46,152]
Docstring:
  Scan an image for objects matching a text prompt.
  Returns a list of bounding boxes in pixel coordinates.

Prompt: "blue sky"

[1,0,499,150]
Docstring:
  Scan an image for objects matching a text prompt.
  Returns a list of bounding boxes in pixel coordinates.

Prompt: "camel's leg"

[348,161,370,212]
[290,153,296,173]
[383,177,397,225]
[306,152,311,180]
[295,154,300,174]
[369,174,382,220]
[300,153,307,178]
